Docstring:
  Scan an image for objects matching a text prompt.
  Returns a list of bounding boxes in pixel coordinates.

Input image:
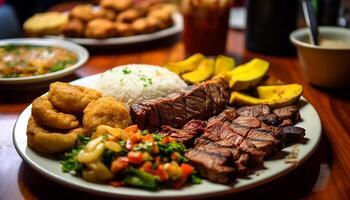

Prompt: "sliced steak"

[237,105,271,118]
[282,126,305,143]
[184,85,207,121]
[245,129,280,157]
[208,107,237,124]
[185,142,236,183]
[167,92,187,128]
[273,105,299,119]
[130,104,150,130]
[159,120,206,146]
[202,120,265,165]
[130,78,229,130]
[156,98,174,126]
[139,100,161,131]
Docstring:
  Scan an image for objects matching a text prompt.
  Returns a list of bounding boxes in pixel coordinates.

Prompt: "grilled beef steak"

[160,106,306,184]
[237,105,301,127]
[130,78,229,131]
[159,120,206,146]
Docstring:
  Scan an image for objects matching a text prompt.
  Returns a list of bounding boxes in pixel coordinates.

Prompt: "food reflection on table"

[0,44,78,78]
[25,57,307,190]
[23,0,176,39]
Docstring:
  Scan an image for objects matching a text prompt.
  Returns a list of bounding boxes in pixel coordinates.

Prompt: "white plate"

[13,74,322,199]
[47,13,183,47]
[0,38,89,85]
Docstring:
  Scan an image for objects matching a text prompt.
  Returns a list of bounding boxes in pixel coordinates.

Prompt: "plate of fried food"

[13,56,322,199]
[0,38,88,85]
[23,0,182,47]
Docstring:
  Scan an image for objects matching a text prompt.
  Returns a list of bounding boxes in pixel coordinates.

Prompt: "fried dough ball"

[131,18,149,34]
[83,97,131,135]
[116,9,144,23]
[48,82,102,114]
[148,8,173,26]
[23,12,68,36]
[62,18,85,37]
[148,3,176,14]
[70,4,95,22]
[115,22,134,36]
[100,0,133,12]
[32,96,79,130]
[92,8,116,21]
[145,16,163,31]
[27,117,84,154]
[85,18,116,38]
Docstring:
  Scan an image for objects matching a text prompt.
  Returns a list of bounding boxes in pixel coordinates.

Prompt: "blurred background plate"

[47,13,183,47]
[0,38,89,85]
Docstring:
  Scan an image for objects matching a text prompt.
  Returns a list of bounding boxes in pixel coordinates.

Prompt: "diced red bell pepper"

[127,151,144,164]
[155,165,168,181]
[181,163,194,177]
[123,125,139,134]
[142,134,154,143]
[141,161,153,173]
[110,157,129,173]
[110,181,125,187]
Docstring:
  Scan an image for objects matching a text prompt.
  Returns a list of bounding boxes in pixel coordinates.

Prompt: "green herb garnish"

[49,60,76,72]
[122,68,131,74]
[4,73,19,78]
[190,173,202,184]
[59,135,90,173]
[159,141,186,156]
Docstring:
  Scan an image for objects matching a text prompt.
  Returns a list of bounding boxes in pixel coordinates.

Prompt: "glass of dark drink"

[180,0,232,56]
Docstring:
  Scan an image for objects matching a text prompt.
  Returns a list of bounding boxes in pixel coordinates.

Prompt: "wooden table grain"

[1,28,349,200]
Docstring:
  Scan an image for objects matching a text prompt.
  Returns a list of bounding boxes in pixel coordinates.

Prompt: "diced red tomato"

[129,132,142,143]
[154,156,161,166]
[181,163,194,177]
[171,152,180,161]
[123,125,139,134]
[142,134,154,143]
[155,165,168,181]
[110,181,125,187]
[141,161,153,173]
[126,133,142,150]
[151,143,159,154]
[127,151,144,164]
[110,157,129,173]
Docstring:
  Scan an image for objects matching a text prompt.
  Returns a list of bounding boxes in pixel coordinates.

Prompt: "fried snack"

[83,97,131,135]
[145,16,164,31]
[62,18,85,37]
[148,8,173,26]
[100,0,133,12]
[115,22,134,36]
[148,3,176,13]
[70,4,95,22]
[85,18,116,38]
[32,96,79,130]
[116,9,144,23]
[27,117,84,154]
[92,8,117,21]
[131,18,150,34]
[48,82,102,114]
[23,12,68,36]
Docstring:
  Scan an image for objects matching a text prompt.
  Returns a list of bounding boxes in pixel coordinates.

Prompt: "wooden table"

[1,28,350,200]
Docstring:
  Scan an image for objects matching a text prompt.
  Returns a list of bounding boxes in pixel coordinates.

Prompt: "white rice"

[94,64,187,106]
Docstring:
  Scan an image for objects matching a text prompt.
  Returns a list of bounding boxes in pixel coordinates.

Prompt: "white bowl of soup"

[0,38,89,85]
[290,26,350,87]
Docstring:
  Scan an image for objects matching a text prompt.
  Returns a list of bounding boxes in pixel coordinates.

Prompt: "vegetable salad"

[60,125,201,189]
